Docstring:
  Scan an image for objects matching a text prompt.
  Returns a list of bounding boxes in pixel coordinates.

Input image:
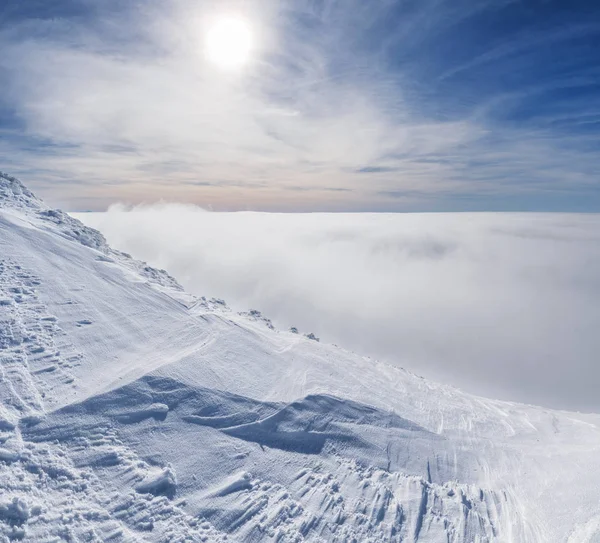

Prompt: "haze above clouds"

[77,208,600,412]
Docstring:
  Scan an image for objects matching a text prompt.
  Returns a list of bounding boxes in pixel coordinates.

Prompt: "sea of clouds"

[76,208,600,411]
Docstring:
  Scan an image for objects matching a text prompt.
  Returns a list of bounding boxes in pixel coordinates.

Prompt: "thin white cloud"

[77,208,600,411]
[2,0,597,209]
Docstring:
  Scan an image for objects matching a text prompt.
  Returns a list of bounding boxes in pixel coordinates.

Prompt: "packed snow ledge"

[1,172,600,542]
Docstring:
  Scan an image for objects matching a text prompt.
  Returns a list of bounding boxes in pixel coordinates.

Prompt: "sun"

[205,16,253,70]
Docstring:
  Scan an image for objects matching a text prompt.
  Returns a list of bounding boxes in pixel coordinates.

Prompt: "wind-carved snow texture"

[21,375,534,542]
[2,171,600,542]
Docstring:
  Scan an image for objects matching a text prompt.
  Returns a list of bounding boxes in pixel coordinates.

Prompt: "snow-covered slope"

[1,171,600,542]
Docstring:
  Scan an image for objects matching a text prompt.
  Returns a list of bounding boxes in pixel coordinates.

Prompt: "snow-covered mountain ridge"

[1,172,600,542]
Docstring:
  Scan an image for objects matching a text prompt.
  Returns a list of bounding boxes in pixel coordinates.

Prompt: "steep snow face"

[0,173,40,211]
[1,175,600,542]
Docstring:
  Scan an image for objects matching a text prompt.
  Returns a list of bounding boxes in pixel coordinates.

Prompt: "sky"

[78,208,600,411]
[1,0,599,211]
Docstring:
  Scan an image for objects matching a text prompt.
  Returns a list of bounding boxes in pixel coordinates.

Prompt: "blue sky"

[0,0,599,211]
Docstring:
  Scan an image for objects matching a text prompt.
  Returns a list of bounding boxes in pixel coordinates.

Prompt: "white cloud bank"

[77,208,600,411]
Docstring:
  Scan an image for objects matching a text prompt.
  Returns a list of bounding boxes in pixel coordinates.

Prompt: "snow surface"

[1,171,600,542]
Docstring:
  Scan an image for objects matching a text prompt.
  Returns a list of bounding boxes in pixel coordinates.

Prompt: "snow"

[1,171,600,541]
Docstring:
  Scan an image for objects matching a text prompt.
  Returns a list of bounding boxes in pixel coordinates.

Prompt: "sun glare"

[205,16,253,70]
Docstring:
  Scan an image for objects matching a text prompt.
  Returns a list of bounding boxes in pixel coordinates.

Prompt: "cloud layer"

[77,208,600,411]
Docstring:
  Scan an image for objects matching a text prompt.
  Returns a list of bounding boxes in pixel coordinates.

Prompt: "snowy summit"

[1,171,600,542]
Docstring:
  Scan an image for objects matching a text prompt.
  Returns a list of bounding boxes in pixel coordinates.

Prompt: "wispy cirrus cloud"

[0,0,599,210]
